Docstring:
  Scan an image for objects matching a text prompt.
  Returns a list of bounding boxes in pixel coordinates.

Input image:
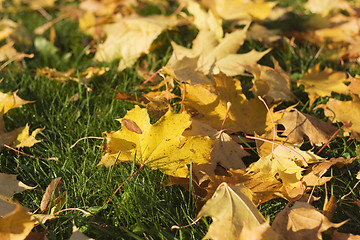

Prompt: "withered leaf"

[120,118,143,134]
[277,110,337,146]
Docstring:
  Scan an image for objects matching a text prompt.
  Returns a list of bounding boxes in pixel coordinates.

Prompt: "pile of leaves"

[2,0,360,239]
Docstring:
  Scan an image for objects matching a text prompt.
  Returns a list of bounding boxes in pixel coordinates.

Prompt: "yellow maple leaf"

[182,73,268,134]
[99,105,215,178]
[0,202,35,240]
[0,91,42,150]
[94,16,181,71]
[0,91,33,114]
[297,64,348,106]
[201,0,277,21]
[164,27,270,82]
[185,0,223,40]
[321,98,360,135]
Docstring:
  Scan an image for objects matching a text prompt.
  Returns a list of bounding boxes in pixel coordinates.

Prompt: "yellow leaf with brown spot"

[99,105,215,178]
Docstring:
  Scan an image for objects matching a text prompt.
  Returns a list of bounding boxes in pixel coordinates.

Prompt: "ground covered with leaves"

[2,0,360,239]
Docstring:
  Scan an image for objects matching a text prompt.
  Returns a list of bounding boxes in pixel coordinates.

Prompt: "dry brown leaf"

[302,157,355,187]
[298,64,348,106]
[323,195,337,221]
[245,63,294,102]
[40,177,62,212]
[247,23,281,46]
[332,231,360,240]
[196,182,265,240]
[205,169,284,206]
[120,119,143,134]
[272,202,346,240]
[277,110,337,146]
[37,66,108,84]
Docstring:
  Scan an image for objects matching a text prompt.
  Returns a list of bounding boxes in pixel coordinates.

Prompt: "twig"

[220,102,231,131]
[171,216,200,230]
[54,207,91,216]
[307,169,327,203]
[4,144,58,161]
[141,68,162,85]
[70,136,105,148]
[316,121,352,155]
[341,178,360,200]
[258,96,276,152]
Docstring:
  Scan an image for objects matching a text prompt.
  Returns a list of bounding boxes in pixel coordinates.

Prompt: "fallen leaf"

[99,105,215,178]
[272,202,346,240]
[277,109,337,146]
[239,220,284,240]
[164,27,270,80]
[0,173,35,201]
[248,145,324,187]
[120,119,143,134]
[40,177,62,212]
[332,231,360,240]
[200,0,277,21]
[245,63,294,102]
[297,64,348,106]
[321,98,360,134]
[0,202,35,240]
[304,0,354,17]
[247,23,281,46]
[94,15,181,71]
[70,222,94,240]
[0,91,33,114]
[347,75,360,96]
[13,124,43,148]
[302,157,354,187]
[182,73,268,134]
[185,0,223,40]
[205,169,284,206]
[196,182,265,240]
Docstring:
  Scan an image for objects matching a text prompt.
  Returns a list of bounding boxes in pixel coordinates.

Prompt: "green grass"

[1,0,360,239]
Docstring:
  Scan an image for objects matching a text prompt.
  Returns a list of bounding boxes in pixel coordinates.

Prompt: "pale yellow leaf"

[197,182,265,240]
[95,16,180,71]
[0,173,35,201]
